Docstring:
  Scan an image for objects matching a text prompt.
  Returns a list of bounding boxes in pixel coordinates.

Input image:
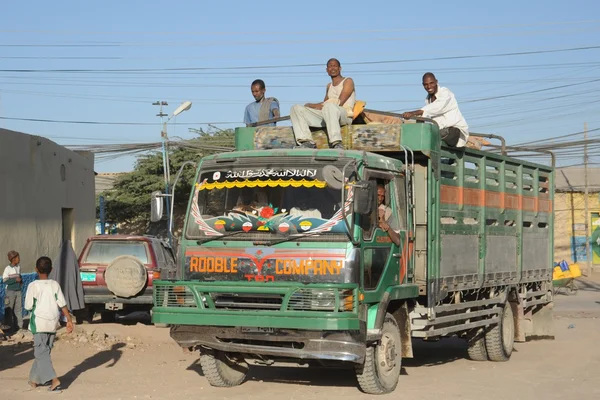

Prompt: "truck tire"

[485,302,515,361]
[104,255,148,298]
[100,311,116,323]
[200,350,248,387]
[355,313,402,394]
[466,330,488,361]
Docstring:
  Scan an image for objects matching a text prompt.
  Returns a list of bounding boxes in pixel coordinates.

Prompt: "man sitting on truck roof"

[244,79,280,127]
[402,72,469,148]
[377,184,400,246]
[290,58,355,150]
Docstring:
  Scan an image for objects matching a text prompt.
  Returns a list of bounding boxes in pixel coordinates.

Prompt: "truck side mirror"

[353,180,376,215]
[150,191,164,222]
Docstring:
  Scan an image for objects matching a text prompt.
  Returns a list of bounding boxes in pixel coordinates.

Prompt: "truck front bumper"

[170,324,365,363]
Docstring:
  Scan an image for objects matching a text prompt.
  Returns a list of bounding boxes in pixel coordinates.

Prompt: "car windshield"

[185,162,353,239]
[83,241,149,264]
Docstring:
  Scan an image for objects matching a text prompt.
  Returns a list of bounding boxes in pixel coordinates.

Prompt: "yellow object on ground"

[569,263,582,278]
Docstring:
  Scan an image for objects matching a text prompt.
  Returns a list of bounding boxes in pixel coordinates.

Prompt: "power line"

[2,19,598,36]
[1,45,599,73]
[0,116,240,125]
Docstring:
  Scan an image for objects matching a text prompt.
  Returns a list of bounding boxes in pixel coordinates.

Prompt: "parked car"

[77,235,176,323]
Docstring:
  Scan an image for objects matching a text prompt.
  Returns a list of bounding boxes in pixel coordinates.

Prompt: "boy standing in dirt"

[3,250,24,332]
[25,256,73,392]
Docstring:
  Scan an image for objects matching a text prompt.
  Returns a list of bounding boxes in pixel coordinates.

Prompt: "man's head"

[36,256,53,275]
[251,79,266,102]
[326,58,342,78]
[422,72,438,96]
[7,250,19,266]
[377,184,386,206]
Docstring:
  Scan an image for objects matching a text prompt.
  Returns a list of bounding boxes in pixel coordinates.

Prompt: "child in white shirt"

[3,250,23,331]
[25,256,73,392]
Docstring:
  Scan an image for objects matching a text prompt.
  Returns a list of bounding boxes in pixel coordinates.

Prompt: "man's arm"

[56,286,73,333]
[60,306,73,333]
[379,219,401,246]
[402,109,424,119]
[244,105,251,126]
[337,78,355,108]
[271,100,280,119]
[305,84,330,110]
[419,88,452,118]
[2,267,18,285]
[24,285,34,311]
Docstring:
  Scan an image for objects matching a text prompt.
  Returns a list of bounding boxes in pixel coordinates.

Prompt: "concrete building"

[554,166,600,273]
[0,128,96,273]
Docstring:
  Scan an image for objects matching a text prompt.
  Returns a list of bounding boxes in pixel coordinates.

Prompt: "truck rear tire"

[466,330,488,361]
[355,313,402,394]
[200,350,248,387]
[485,302,514,361]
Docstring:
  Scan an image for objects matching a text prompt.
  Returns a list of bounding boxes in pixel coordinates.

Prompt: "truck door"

[360,170,408,296]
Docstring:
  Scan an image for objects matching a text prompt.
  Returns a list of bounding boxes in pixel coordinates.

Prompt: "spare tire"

[104,255,148,298]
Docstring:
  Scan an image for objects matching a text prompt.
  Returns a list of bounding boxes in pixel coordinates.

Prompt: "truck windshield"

[185,162,352,240]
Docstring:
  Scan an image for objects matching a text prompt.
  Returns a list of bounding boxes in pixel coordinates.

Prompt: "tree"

[98,128,234,232]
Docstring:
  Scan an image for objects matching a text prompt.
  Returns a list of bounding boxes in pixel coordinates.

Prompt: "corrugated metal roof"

[555,167,600,192]
[95,172,124,195]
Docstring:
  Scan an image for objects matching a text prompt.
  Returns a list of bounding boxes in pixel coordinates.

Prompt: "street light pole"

[153,101,172,245]
[153,100,192,247]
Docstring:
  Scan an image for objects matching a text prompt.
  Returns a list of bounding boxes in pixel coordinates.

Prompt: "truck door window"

[361,178,379,241]
[364,247,391,290]
[393,175,407,231]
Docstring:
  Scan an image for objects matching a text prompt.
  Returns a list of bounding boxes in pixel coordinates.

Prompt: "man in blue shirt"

[244,79,280,126]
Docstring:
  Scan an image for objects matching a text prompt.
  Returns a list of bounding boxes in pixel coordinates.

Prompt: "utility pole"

[583,122,592,278]
[152,101,171,244]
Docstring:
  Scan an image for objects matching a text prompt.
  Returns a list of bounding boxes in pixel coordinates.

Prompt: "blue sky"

[1,1,599,172]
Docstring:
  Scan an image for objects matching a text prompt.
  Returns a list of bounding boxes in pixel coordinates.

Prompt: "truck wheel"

[75,307,94,324]
[485,302,514,361]
[100,312,116,324]
[200,350,248,387]
[355,313,402,394]
[466,330,488,361]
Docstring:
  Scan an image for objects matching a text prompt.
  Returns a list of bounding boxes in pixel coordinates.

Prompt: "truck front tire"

[200,350,248,387]
[355,313,402,394]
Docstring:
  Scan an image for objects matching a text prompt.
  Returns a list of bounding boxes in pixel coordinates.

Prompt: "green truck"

[151,115,554,394]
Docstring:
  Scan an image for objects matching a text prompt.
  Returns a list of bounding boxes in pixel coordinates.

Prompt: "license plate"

[105,302,123,310]
[80,272,96,282]
[241,327,275,333]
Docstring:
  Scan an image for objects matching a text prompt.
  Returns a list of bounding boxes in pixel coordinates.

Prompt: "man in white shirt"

[402,72,469,147]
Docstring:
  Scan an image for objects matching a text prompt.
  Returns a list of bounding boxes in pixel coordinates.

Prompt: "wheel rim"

[502,305,514,352]
[376,332,398,377]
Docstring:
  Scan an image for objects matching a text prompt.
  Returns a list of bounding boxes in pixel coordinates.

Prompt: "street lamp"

[154,100,192,246]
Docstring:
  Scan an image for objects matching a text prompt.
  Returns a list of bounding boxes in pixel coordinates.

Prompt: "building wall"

[554,191,600,269]
[0,129,96,273]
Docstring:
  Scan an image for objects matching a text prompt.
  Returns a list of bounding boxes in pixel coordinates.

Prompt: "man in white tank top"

[290,58,356,149]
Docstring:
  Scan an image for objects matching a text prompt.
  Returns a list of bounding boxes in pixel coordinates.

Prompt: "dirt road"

[1,282,599,400]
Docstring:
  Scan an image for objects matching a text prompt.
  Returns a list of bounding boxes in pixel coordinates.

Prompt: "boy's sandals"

[48,385,63,393]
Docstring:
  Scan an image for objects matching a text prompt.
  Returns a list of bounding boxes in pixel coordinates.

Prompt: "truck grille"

[211,293,283,310]
[155,285,197,308]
